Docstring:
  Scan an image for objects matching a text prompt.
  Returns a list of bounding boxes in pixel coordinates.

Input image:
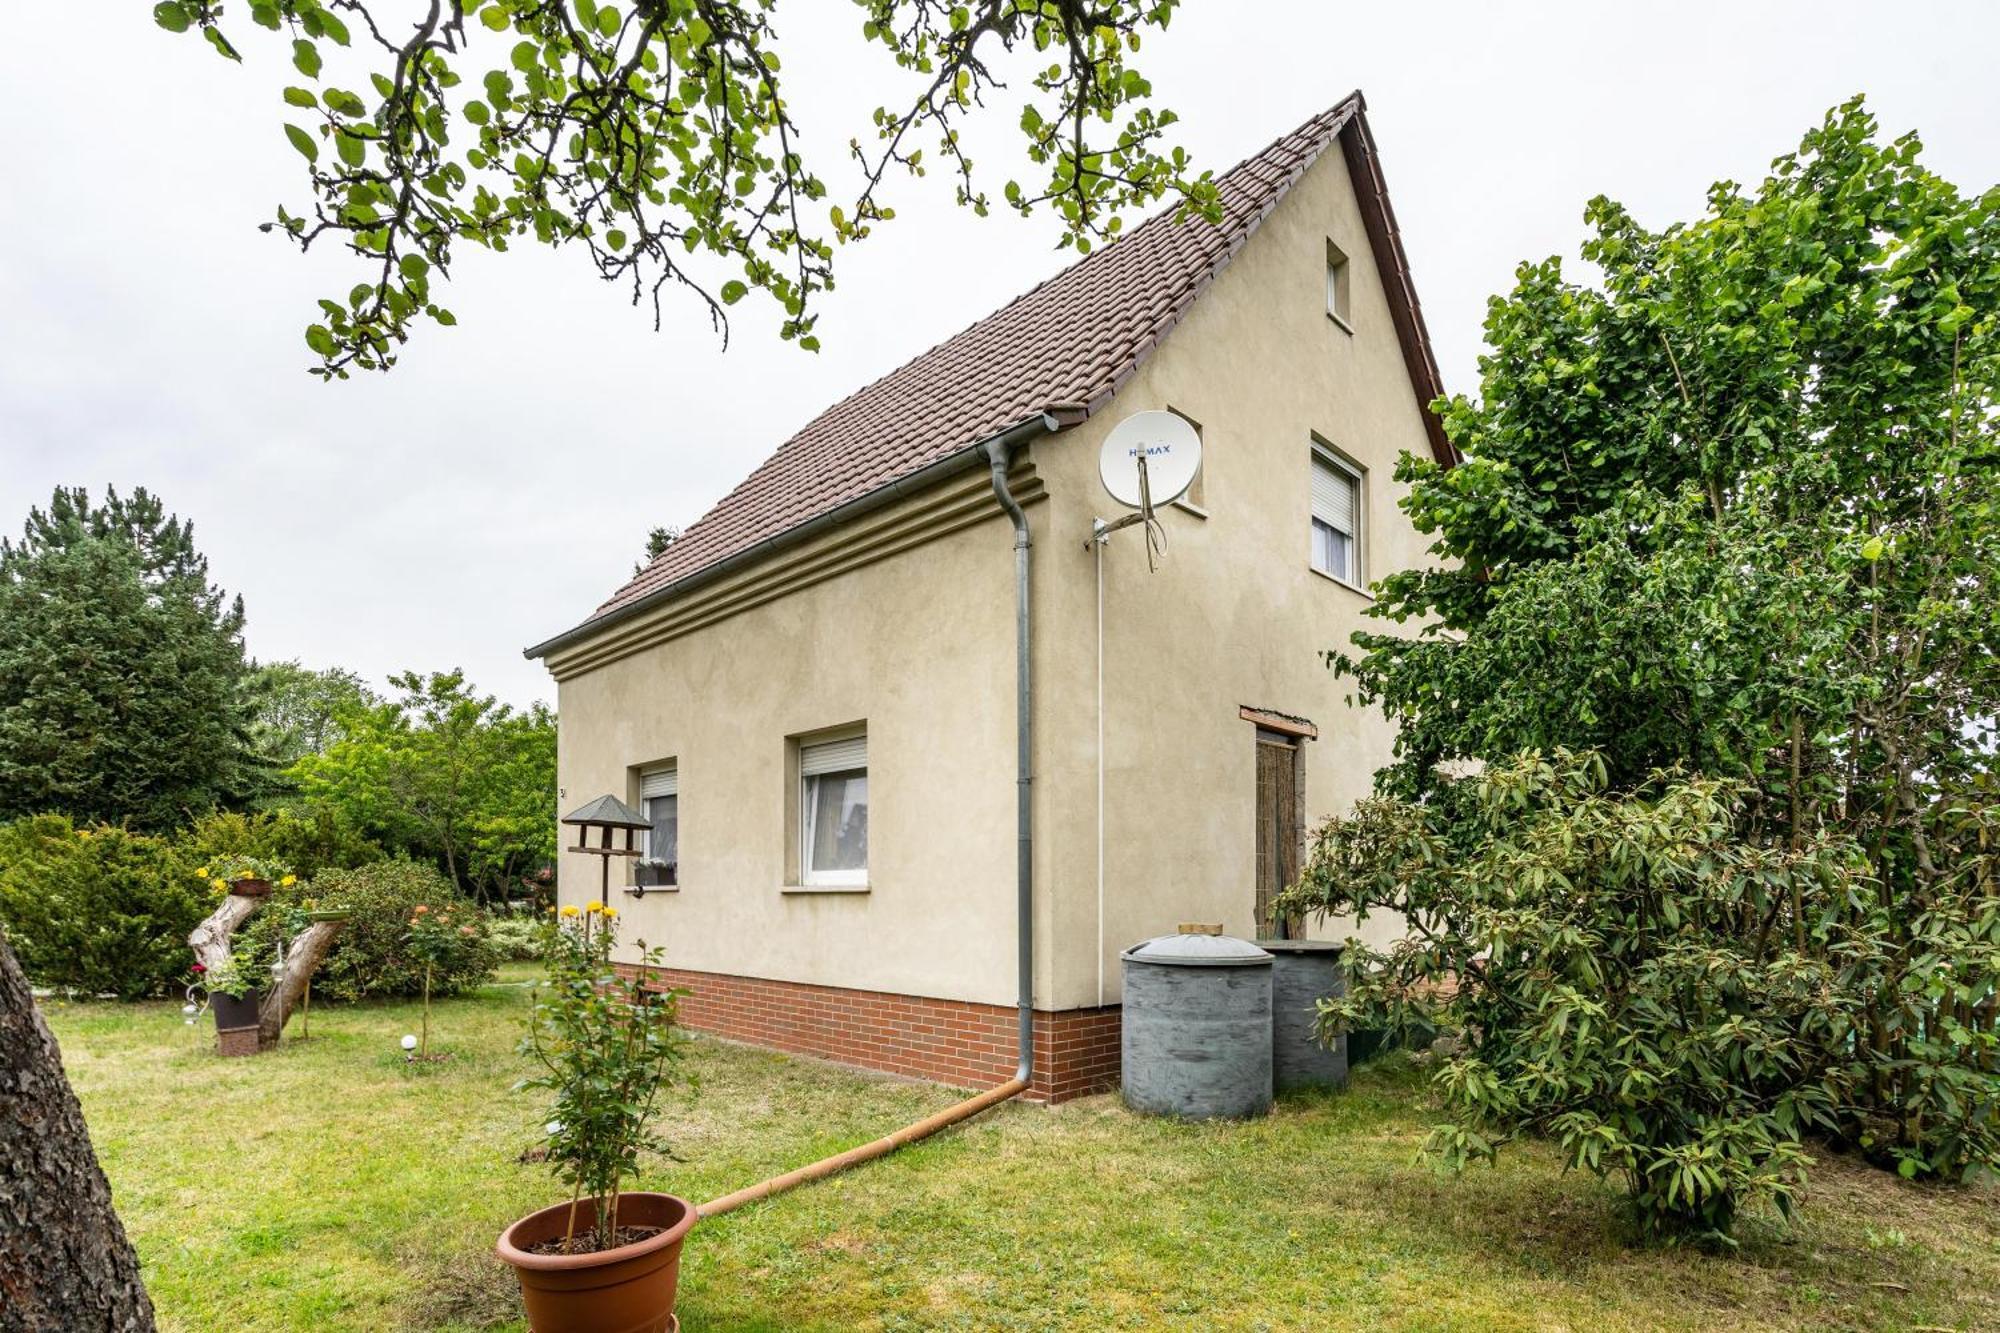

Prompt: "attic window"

[1325,239,1352,332]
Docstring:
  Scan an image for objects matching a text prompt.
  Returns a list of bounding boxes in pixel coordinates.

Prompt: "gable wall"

[1026,134,1438,1009]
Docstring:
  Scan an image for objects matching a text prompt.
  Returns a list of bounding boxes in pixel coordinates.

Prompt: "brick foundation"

[622,965,1121,1103]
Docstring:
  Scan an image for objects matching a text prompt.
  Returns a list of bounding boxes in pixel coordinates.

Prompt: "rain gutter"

[524,412,1075,663]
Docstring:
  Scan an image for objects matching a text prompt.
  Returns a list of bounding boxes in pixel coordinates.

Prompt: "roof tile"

[582,95,1365,625]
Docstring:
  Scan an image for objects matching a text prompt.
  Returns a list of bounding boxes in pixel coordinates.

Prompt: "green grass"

[41,967,2000,1332]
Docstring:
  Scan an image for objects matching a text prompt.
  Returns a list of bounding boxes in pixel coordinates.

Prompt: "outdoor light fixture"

[559,794,651,911]
[401,1034,418,1052]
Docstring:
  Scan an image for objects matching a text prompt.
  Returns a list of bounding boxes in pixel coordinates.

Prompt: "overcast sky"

[3,3,1996,710]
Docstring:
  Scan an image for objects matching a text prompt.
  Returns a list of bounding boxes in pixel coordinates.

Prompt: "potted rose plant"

[203,954,262,1033]
[497,904,693,1333]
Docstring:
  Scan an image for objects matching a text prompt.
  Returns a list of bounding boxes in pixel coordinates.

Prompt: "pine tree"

[0,486,264,828]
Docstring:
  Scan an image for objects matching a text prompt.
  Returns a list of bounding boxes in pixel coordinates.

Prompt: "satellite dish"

[1099,411,1202,510]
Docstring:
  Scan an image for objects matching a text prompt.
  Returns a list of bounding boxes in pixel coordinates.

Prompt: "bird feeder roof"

[560,794,651,830]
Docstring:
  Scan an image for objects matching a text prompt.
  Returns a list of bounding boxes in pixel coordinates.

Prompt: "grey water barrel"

[1257,939,1348,1091]
[1120,932,1273,1120]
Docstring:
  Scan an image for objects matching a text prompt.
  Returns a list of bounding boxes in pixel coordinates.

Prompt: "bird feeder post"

[560,795,652,924]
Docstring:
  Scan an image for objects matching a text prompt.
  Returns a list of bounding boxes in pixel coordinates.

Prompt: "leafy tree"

[0,487,265,829]
[634,524,679,576]
[153,0,1216,377]
[246,659,377,769]
[291,669,555,900]
[1318,100,2000,1197]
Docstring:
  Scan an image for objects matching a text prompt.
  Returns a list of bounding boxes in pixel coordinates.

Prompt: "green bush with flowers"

[0,814,207,998]
[236,860,495,1002]
[522,902,692,1252]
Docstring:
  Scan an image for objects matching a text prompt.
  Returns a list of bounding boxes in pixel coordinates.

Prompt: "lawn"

[41,966,2000,1332]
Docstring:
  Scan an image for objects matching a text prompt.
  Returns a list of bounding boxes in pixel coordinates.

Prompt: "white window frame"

[799,732,868,888]
[1310,443,1365,591]
[638,764,678,888]
[1325,238,1353,333]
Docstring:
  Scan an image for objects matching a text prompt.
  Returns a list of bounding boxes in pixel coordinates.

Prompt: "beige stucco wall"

[1028,143,1435,1009]
[554,498,1030,1004]
[550,139,1438,1012]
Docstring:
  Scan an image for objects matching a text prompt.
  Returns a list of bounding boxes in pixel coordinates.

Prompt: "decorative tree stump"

[187,898,343,1055]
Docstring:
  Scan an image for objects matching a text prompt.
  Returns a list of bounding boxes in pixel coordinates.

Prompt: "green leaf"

[292,38,322,79]
[284,124,319,164]
[480,4,512,32]
[152,2,191,33]
[1860,535,1884,561]
[719,280,748,305]
[305,324,338,356]
[203,26,242,61]
[282,86,319,109]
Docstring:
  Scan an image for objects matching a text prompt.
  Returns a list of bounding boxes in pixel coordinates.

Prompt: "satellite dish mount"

[1093,411,1202,571]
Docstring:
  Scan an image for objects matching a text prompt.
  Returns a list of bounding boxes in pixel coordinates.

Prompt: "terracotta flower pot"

[497,1191,695,1333]
[229,877,272,898]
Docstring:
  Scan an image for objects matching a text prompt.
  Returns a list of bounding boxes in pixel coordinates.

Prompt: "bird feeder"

[560,794,651,912]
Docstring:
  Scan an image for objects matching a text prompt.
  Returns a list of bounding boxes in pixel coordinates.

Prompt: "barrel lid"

[1123,933,1272,967]
[1254,938,1345,955]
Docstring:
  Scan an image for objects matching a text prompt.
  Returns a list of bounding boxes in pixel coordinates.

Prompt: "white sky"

[3,2,1995,709]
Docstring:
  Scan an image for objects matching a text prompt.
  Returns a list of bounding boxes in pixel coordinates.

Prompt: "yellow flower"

[559,905,581,918]
[602,907,619,920]
[195,866,210,878]
[585,901,603,915]
[211,879,227,892]
[280,874,297,887]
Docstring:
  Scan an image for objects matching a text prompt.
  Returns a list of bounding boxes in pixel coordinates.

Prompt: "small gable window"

[1325,238,1352,332]
[1310,445,1363,587]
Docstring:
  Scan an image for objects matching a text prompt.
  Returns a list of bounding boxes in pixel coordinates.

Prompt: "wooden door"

[1254,733,1300,939]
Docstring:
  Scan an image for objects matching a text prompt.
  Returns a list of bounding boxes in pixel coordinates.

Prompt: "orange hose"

[695,1077,1028,1219]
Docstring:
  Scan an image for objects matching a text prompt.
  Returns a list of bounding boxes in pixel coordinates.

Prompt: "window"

[800,732,867,887]
[1310,446,1363,586]
[639,766,677,886]
[1325,238,1352,331]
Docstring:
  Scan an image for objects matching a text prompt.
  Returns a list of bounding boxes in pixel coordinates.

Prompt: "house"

[526,92,1454,1103]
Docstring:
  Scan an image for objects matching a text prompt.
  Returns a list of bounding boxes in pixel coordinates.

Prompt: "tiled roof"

[539,91,1444,654]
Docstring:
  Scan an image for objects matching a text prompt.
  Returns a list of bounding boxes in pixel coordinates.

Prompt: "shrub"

[1280,750,1997,1242]
[238,860,495,1002]
[173,808,377,882]
[0,815,207,998]
[485,915,544,962]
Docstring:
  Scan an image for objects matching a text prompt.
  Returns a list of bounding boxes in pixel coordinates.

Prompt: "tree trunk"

[189,896,342,1052]
[187,893,261,972]
[256,921,342,1051]
[0,930,156,1331]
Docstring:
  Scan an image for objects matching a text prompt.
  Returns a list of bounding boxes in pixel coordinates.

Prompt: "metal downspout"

[696,413,1057,1221]
[982,419,1050,1085]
